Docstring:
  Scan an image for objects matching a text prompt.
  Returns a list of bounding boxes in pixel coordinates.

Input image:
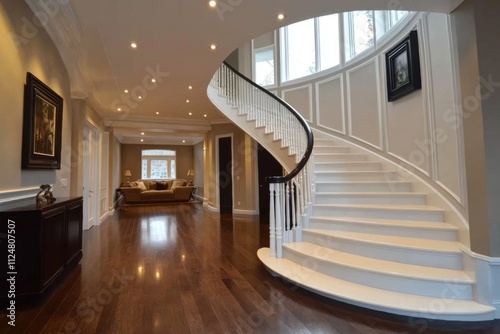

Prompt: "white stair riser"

[315,171,399,182]
[302,231,463,269]
[312,206,444,222]
[315,162,382,172]
[314,193,427,205]
[309,219,457,241]
[314,146,351,153]
[315,154,367,162]
[316,182,412,192]
[283,247,473,300]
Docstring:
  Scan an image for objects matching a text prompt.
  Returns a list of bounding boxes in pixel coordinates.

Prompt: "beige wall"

[121,144,194,183]
[204,123,258,213]
[452,0,500,257]
[193,141,204,197]
[0,1,72,207]
[109,133,121,207]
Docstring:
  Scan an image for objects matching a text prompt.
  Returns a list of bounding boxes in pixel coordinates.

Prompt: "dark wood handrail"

[222,61,314,184]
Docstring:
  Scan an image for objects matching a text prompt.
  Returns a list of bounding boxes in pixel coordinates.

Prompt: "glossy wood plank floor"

[2,203,500,334]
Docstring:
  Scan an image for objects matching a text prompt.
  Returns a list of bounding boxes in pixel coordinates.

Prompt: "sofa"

[120,179,194,204]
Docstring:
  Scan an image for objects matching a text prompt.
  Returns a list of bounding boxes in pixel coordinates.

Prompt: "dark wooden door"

[219,137,233,213]
[258,144,283,219]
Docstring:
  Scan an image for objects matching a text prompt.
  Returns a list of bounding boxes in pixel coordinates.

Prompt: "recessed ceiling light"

[210,44,216,50]
[183,140,186,143]
[117,107,122,111]
[141,132,145,135]
[189,112,192,116]
[186,99,190,103]
[209,1,217,8]
[277,13,285,20]
[124,89,129,93]
[140,139,144,142]
[130,42,138,49]
[151,78,156,83]
[138,96,142,99]
[156,112,159,115]
[188,86,193,90]
[204,114,207,117]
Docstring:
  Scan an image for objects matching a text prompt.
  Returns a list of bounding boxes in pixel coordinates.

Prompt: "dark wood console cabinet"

[0,197,83,302]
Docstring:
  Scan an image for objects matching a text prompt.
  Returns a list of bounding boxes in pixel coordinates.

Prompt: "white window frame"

[141,150,176,180]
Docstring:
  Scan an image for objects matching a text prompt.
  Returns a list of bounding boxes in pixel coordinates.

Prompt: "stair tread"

[310,216,457,231]
[315,191,425,196]
[284,242,472,282]
[315,170,396,174]
[316,180,410,184]
[313,203,443,212]
[304,229,462,252]
[257,248,495,320]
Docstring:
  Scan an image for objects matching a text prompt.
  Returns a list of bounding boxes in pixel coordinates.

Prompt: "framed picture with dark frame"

[22,72,63,169]
[385,30,421,102]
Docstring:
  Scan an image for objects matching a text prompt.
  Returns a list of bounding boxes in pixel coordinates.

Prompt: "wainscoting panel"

[282,84,313,122]
[346,59,382,149]
[316,74,345,134]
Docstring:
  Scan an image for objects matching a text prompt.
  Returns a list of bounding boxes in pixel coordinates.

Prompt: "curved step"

[315,170,400,182]
[257,248,496,322]
[313,146,350,153]
[312,203,444,221]
[315,161,382,171]
[309,216,458,241]
[302,229,463,269]
[283,242,473,300]
[316,181,412,192]
[315,192,427,205]
[315,153,368,162]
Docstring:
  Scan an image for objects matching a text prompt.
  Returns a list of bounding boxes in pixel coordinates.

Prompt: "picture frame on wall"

[385,30,422,102]
[22,72,63,169]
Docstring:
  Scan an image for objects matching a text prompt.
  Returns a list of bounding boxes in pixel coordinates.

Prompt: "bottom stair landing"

[257,248,495,322]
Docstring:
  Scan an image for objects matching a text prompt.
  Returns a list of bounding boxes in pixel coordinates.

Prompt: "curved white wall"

[245,12,468,221]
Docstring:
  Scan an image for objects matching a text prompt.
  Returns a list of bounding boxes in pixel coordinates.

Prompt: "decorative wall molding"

[315,74,345,134]
[0,187,40,206]
[281,84,313,122]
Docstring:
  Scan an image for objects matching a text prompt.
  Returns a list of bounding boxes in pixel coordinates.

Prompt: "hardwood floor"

[1,203,499,334]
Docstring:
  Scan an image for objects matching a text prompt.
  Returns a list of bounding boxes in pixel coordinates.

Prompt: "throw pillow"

[156,181,167,190]
[136,181,147,191]
[166,180,174,190]
[130,181,138,187]
[172,180,183,188]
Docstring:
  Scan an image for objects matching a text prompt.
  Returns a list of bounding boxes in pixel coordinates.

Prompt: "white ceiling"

[25,0,463,145]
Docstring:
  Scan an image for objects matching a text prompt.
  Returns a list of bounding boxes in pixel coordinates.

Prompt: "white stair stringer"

[256,136,496,321]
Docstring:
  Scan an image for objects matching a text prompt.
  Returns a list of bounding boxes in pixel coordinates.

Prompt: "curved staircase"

[258,136,495,321]
[208,63,496,322]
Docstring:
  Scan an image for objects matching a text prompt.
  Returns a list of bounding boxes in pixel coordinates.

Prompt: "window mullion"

[315,17,320,72]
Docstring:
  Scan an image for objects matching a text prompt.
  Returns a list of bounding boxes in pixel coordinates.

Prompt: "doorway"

[258,144,283,219]
[218,136,233,214]
[82,125,100,230]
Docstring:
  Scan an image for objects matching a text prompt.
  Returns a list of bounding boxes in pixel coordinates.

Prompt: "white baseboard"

[206,204,219,213]
[461,247,500,318]
[233,209,259,216]
[100,210,113,224]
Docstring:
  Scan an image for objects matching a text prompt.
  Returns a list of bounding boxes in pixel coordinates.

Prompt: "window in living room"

[141,150,176,179]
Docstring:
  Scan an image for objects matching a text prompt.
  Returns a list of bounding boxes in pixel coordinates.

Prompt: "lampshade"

[124,170,132,177]
[187,169,194,176]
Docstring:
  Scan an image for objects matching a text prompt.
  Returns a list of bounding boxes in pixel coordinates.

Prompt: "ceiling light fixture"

[140,139,144,142]
[204,114,207,117]
[183,140,186,143]
[151,78,156,83]
[210,44,217,50]
[124,89,129,93]
[186,99,190,103]
[189,112,192,116]
[117,107,122,111]
[130,42,138,49]
[138,96,142,99]
[209,1,217,8]
[141,132,145,135]
[188,86,193,90]
[277,13,285,20]
[156,112,159,115]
